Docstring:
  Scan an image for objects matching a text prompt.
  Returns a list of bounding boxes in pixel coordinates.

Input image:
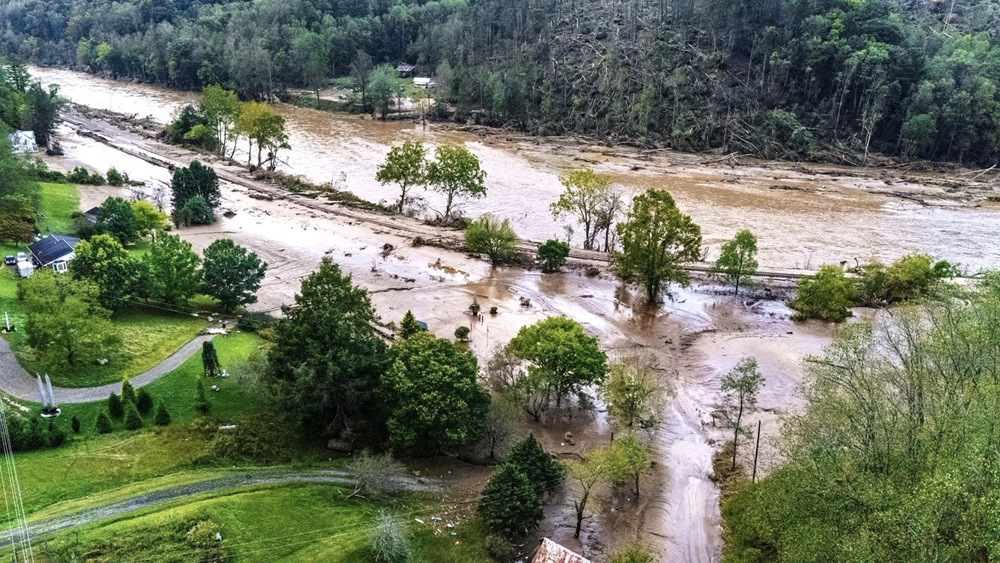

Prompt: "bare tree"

[347,450,407,500]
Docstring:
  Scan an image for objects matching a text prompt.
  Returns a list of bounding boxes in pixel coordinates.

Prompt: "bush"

[95,412,113,434]
[176,196,215,226]
[194,379,210,414]
[67,166,104,185]
[370,511,410,563]
[465,213,518,264]
[124,402,143,431]
[154,403,172,426]
[485,535,515,562]
[884,254,939,303]
[537,239,570,273]
[790,265,855,322]
[108,392,124,419]
[609,545,655,563]
[454,325,471,341]
[47,421,67,447]
[121,378,137,404]
[185,519,228,562]
[71,416,81,433]
[136,388,154,414]
[106,167,125,187]
[210,414,295,463]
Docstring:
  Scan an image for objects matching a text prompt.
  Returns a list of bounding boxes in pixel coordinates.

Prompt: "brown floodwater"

[32,66,1000,272]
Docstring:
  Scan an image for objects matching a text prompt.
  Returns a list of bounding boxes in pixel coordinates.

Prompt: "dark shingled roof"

[83,206,101,222]
[28,235,80,267]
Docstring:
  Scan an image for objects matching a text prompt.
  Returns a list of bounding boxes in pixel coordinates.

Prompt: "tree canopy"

[201,238,267,311]
[425,145,486,222]
[70,233,140,311]
[143,232,202,305]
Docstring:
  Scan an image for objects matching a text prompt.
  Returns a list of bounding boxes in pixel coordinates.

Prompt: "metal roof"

[532,539,591,563]
[28,235,80,267]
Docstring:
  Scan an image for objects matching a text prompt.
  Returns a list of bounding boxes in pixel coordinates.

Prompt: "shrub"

[106,167,125,187]
[71,416,80,433]
[237,311,276,333]
[790,265,855,322]
[136,388,154,414]
[454,325,471,341]
[47,421,67,447]
[67,166,104,185]
[537,239,570,273]
[121,378,137,404]
[108,392,124,419]
[154,403,172,426]
[124,402,143,431]
[95,412,113,434]
[609,545,655,563]
[884,254,939,303]
[210,414,295,463]
[194,379,210,414]
[465,213,518,265]
[177,196,215,226]
[369,511,409,563]
[485,535,515,561]
[185,519,228,562]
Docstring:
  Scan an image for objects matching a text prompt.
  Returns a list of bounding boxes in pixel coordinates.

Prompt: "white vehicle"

[15,252,27,263]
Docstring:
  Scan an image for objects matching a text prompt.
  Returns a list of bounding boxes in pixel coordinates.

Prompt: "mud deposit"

[31,65,998,562]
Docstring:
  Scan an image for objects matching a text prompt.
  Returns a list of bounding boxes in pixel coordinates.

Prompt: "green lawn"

[8,333,269,517]
[40,483,490,563]
[37,181,81,234]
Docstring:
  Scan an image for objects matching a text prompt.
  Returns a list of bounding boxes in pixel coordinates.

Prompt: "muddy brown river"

[32,67,1000,273]
[24,66,1000,563]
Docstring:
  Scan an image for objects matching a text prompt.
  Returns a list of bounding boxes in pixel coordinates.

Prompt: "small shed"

[28,235,81,273]
[531,539,591,563]
[396,64,416,77]
[8,131,37,154]
[16,260,34,278]
[413,77,436,89]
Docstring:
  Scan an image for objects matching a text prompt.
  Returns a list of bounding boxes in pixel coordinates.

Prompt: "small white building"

[413,77,436,89]
[8,131,38,154]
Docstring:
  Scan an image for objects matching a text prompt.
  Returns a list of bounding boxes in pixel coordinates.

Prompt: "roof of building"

[28,235,80,266]
[82,206,101,222]
[8,131,37,154]
[396,64,416,72]
[532,539,591,563]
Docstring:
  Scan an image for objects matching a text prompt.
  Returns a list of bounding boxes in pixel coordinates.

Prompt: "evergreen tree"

[124,402,143,430]
[108,392,124,419]
[477,464,543,539]
[202,341,221,377]
[120,377,136,404]
[95,412,113,434]
[136,388,154,415]
[154,403,172,426]
[505,434,565,497]
[398,311,422,339]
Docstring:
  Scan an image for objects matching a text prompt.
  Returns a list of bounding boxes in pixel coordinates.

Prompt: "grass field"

[40,483,490,563]
[8,333,269,516]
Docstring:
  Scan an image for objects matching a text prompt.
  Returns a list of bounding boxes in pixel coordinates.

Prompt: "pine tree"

[108,392,124,419]
[194,379,210,414]
[505,434,566,497]
[121,377,137,404]
[136,388,154,415]
[202,341,221,377]
[124,402,143,430]
[154,403,172,426]
[95,412,113,434]
[398,311,422,339]
[477,464,543,539]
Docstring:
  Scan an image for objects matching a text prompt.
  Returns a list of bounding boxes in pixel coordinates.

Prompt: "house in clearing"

[82,206,101,224]
[531,538,591,563]
[27,234,81,275]
[7,131,37,154]
[413,77,436,89]
[396,64,416,77]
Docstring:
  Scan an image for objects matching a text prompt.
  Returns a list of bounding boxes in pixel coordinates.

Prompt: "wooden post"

[752,420,762,483]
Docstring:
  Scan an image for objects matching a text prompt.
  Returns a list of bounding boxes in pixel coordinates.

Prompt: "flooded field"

[32,66,1000,272]
[29,65,1000,563]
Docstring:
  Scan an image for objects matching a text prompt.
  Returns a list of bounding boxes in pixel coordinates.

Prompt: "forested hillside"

[3,0,1000,165]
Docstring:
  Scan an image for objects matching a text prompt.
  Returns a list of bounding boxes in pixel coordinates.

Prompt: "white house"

[8,131,38,154]
[413,77,436,89]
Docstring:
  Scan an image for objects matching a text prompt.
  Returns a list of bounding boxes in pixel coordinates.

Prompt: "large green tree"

[612,189,702,303]
[170,161,220,212]
[425,144,486,222]
[70,233,140,311]
[507,316,608,408]
[464,213,517,265]
[477,463,543,540]
[550,169,617,251]
[201,238,267,311]
[143,232,202,305]
[20,269,120,368]
[379,331,490,454]
[96,197,140,245]
[266,257,387,437]
[200,84,241,154]
[789,265,855,322]
[376,140,426,214]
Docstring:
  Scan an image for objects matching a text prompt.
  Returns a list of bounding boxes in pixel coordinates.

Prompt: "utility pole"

[752,419,762,483]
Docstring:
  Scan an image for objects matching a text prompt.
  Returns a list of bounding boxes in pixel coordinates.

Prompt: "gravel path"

[0,334,214,404]
[0,469,438,544]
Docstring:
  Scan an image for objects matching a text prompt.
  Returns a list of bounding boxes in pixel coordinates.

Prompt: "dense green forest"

[2,0,1000,164]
